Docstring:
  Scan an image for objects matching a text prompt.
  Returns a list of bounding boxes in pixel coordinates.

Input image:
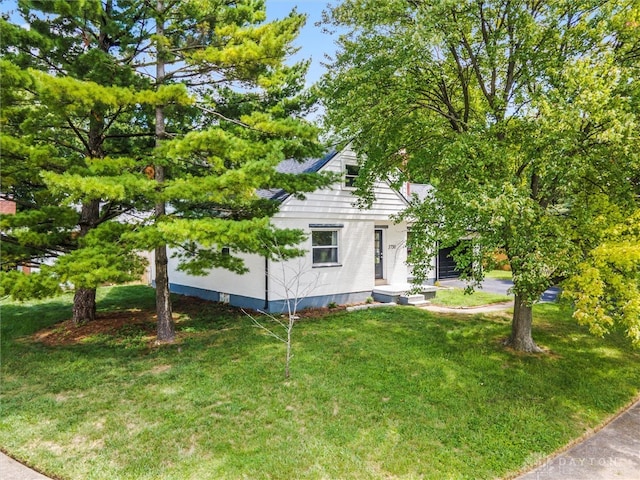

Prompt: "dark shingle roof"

[256,148,431,205]
[257,149,338,202]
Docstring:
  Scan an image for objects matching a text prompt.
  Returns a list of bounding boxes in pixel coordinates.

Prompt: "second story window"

[344,164,360,188]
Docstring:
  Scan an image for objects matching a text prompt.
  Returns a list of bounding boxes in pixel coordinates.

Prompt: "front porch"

[372,283,437,306]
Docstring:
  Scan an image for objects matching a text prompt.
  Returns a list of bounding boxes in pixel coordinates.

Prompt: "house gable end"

[277,145,409,220]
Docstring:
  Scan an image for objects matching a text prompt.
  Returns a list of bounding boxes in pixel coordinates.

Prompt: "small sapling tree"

[243,247,320,380]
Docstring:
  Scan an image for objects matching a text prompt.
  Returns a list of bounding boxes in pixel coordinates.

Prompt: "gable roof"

[257,149,338,202]
[257,146,431,209]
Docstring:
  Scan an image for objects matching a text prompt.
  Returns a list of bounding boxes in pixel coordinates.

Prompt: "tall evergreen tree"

[135,0,330,342]
[0,0,154,323]
[2,1,331,340]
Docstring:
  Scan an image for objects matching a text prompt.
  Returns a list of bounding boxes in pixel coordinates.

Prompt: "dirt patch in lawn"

[31,309,158,347]
[28,295,347,347]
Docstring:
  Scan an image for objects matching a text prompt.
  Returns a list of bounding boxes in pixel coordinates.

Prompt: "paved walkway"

[0,452,53,480]
[514,399,640,479]
[421,301,513,314]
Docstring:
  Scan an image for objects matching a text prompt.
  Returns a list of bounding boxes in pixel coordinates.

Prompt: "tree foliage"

[128,0,331,341]
[564,212,640,346]
[0,0,155,321]
[320,0,640,350]
[1,1,332,338]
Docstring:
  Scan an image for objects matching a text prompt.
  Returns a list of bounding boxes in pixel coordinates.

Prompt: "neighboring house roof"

[257,149,338,202]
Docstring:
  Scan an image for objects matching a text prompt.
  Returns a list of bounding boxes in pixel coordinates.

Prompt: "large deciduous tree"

[320,0,640,351]
[563,211,640,346]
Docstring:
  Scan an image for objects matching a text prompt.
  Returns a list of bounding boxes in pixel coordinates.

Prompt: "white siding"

[167,251,266,299]
[159,144,431,309]
[276,147,409,221]
[265,218,409,302]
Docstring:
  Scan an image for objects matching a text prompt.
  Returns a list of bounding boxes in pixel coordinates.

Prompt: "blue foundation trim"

[266,291,371,314]
[168,283,371,313]
[169,283,221,303]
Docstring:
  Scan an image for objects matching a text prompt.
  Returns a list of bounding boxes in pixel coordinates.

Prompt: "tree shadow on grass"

[3,285,252,364]
[2,301,639,480]
[96,284,157,313]
[1,297,74,342]
[2,285,157,342]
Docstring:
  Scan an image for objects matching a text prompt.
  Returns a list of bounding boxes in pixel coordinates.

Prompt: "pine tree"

[0,0,155,323]
[134,0,330,342]
[2,1,331,341]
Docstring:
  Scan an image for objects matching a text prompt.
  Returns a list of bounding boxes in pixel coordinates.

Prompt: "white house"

[157,145,437,312]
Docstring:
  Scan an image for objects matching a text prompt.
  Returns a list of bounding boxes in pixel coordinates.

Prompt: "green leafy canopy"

[320,0,640,347]
[1,1,334,327]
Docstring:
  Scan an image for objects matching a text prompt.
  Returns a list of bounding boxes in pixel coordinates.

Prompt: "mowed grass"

[431,288,512,307]
[485,269,513,280]
[432,270,513,306]
[1,285,639,480]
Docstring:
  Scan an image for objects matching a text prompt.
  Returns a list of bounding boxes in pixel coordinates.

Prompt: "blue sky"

[266,1,337,85]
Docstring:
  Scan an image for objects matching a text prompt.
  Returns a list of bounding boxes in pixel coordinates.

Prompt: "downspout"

[264,255,269,311]
[436,241,440,281]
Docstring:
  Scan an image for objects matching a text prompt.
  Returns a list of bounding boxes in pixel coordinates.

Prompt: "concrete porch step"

[372,284,437,305]
[399,294,426,305]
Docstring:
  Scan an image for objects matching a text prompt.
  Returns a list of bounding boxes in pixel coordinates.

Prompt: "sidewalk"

[514,399,640,479]
[421,301,513,314]
[0,452,53,480]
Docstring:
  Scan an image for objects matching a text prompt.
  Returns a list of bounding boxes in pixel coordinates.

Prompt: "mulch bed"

[29,294,346,347]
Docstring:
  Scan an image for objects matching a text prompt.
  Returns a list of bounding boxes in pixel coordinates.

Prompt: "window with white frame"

[344,164,360,188]
[312,230,339,265]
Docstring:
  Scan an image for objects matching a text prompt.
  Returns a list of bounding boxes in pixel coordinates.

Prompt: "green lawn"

[1,285,639,480]
[431,270,513,306]
[485,269,513,280]
[431,288,513,307]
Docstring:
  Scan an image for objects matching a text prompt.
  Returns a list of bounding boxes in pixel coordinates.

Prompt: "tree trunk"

[73,287,97,324]
[70,0,117,326]
[153,0,175,343]
[72,199,100,324]
[504,295,543,353]
[154,243,175,342]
